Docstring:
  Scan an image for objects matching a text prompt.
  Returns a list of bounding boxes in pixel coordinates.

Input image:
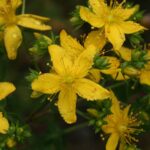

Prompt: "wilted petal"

[32,73,60,94]
[75,78,110,100]
[4,25,22,60]
[57,88,77,124]
[0,82,16,100]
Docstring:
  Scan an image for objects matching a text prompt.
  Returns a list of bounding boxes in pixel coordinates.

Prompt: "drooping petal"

[0,112,9,134]
[57,88,77,124]
[60,30,84,60]
[17,14,51,31]
[84,30,106,52]
[101,57,120,75]
[73,45,96,78]
[140,70,150,86]
[48,45,73,75]
[75,78,110,100]
[88,0,107,16]
[106,133,119,150]
[105,24,125,50]
[87,68,101,83]
[80,6,104,28]
[32,73,61,94]
[119,21,145,34]
[115,47,131,61]
[4,25,22,60]
[0,82,16,100]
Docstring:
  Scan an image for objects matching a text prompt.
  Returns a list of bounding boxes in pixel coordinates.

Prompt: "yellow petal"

[17,14,51,31]
[102,119,115,134]
[140,70,150,86]
[11,0,22,9]
[48,45,73,75]
[73,45,96,78]
[84,30,106,52]
[101,57,120,75]
[105,24,125,50]
[87,68,101,83]
[119,21,145,34]
[32,73,60,94]
[80,6,104,28]
[106,133,119,150]
[111,69,129,81]
[113,5,138,21]
[4,25,22,60]
[0,112,9,134]
[110,91,121,114]
[0,82,16,100]
[60,30,84,60]
[88,0,107,16]
[57,88,77,124]
[115,47,131,61]
[75,78,110,100]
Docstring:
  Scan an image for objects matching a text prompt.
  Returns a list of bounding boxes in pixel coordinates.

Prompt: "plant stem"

[63,121,90,134]
[22,0,26,14]
[77,109,90,120]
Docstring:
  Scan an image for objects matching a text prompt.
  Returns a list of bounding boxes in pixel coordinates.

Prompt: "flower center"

[62,76,74,84]
[118,124,127,133]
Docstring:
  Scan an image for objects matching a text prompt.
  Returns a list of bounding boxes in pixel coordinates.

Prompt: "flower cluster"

[0,0,149,149]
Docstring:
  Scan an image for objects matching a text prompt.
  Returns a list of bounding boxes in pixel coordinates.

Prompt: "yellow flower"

[0,82,16,100]
[115,47,150,85]
[102,92,142,150]
[0,112,9,134]
[6,138,16,148]
[0,0,51,59]
[32,43,110,124]
[60,30,120,82]
[80,0,145,50]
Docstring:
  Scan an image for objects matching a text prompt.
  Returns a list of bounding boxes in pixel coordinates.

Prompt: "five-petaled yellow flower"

[32,42,110,124]
[0,0,51,59]
[59,30,120,83]
[0,82,15,100]
[0,112,9,134]
[80,0,145,50]
[102,92,142,150]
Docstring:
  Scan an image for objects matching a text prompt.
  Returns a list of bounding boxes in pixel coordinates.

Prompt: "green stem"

[107,81,127,89]
[77,109,90,120]
[22,0,26,14]
[49,121,90,139]
[63,121,89,134]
